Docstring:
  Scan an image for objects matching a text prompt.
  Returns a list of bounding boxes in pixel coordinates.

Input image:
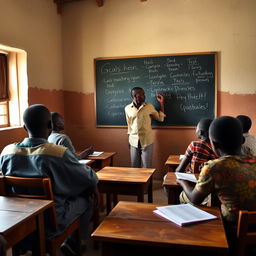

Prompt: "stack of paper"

[88,151,104,157]
[175,172,197,183]
[79,159,92,165]
[154,204,217,226]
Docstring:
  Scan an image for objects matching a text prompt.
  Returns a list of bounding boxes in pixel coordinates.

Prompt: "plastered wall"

[62,0,256,94]
[0,0,255,178]
[61,0,256,177]
[0,0,64,149]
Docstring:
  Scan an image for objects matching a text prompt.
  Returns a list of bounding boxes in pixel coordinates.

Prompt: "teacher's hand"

[156,93,165,103]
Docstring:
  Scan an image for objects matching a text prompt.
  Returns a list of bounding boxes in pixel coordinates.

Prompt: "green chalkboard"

[95,52,217,127]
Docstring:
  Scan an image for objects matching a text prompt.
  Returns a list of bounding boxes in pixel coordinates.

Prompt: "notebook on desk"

[88,151,104,157]
[154,204,217,226]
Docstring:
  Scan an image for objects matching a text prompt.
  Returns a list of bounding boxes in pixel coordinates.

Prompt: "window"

[0,53,9,127]
[0,101,9,127]
[0,45,28,128]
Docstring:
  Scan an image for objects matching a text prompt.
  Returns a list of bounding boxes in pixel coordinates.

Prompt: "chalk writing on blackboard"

[95,52,217,127]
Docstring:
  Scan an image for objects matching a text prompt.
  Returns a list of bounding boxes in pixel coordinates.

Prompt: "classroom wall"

[0,0,64,148]
[0,0,255,179]
[61,0,256,178]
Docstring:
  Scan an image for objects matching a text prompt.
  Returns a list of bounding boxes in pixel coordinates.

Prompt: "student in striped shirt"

[176,118,217,173]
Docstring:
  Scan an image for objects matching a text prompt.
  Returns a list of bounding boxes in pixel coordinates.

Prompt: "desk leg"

[138,186,144,202]
[166,165,176,172]
[148,178,153,203]
[110,156,114,166]
[99,163,106,212]
[105,194,118,214]
[174,188,182,204]
[100,193,105,212]
[166,165,171,172]
[113,194,118,206]
[168,190,175,205]
[35,213,46,256]
[106,193,112,214]
[168,188,182,204]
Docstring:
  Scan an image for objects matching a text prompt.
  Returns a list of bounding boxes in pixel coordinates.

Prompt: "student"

[48,112,93,159]
[125,87,165,168]
[175,118,217,173]
[177,116,256,249]
[0,104,98,255]
[236,114,256,155]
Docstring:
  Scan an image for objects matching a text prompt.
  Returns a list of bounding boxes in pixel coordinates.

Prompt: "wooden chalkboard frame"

[94,52,218,128]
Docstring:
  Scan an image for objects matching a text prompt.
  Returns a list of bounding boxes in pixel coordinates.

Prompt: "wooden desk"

[0,196,53,255]
[165,154,181,172]
[163,171,183,204]
[92,201,228,256]
[86,152,116,212]
[163,172,199,204]
[97,167,156,214]
[87,152,116,170]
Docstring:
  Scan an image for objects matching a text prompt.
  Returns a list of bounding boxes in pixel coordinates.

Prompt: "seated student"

[177,116,256,250]
[236,114,256,155]
[48,112,93,159]
[175,118,217,173]
[0,104,98,256]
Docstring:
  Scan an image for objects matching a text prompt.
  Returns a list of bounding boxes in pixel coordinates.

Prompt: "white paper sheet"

[79,159,92,164]
[175,172,197,183]
[88,151,104,157]
[154,204,217,226]
[179,154,185,160]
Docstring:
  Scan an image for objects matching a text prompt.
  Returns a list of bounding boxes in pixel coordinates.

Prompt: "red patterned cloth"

[185,140,217,173]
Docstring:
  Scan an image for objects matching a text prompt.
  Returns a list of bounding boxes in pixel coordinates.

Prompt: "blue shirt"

[0,137,98,236]
[48,131,80,159]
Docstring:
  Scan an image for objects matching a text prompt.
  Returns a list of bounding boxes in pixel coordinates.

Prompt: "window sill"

[0,126,23,132]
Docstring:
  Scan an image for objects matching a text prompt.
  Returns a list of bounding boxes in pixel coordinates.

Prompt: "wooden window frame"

[0,52,9,128]
[0,44,28,128]
[0,100,10,128]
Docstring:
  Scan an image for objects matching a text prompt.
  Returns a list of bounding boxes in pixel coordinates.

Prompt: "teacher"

[125,87,166,168]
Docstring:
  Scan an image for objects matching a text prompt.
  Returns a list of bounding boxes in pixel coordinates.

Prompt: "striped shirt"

[185,140,217,173]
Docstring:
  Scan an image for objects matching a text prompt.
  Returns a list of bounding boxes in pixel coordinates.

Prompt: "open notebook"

[154,204,217,226]
[88,151,104,157]
[175,172,197,183]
